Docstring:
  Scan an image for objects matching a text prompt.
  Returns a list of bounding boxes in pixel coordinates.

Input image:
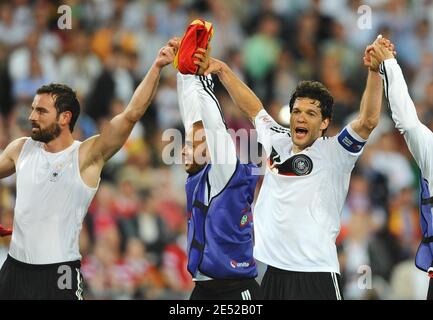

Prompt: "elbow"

[124,104,147,124]
[360,117,379,132]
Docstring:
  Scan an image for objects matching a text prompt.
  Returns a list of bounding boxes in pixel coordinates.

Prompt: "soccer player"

[174,39,262,300]
[369,38,433,300]
[0,44,175,299]
[196,37,388,299]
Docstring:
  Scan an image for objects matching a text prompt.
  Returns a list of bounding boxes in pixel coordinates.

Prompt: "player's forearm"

[381,58,420,133]
[358,70,383,132]
[198,88,237,166]
[216,62,263,122]
[351,69,383,139]
[124,63,161,123]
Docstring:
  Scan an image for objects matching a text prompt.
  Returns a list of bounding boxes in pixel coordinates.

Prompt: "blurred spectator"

[153,0,188,39]
[154,73,182,130]
[136,14,166,77]
[205,1,245,60]
[0,2,30,48]
[136,190,171,262]
[368,133,415,196]
[388,188,421,258]
[243,13,281,104]
[9,32,57,95]
[1,0,432,300]
[58,30,102,98]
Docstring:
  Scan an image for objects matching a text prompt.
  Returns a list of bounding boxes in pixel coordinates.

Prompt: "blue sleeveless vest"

[185,161,259,279]
[415,177,433,273]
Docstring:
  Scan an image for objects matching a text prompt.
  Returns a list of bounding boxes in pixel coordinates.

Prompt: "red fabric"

[0,224,12,237]
[174,19,213,74]
[163,243,193,291]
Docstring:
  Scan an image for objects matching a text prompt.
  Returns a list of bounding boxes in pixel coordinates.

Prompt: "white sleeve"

[380,58,433,174]
[253,109,292,157]
[325,125,367,172]
[177,73,237,199]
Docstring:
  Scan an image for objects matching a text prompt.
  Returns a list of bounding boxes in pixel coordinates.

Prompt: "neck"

[43,133,74,153]
[292,145,304,154]
[293,139,317,154]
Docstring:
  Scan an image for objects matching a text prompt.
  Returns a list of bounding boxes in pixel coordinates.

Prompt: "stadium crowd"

[1,0,433,299]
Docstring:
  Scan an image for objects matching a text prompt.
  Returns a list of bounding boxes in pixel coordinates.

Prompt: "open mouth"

[294,127,308,139]
[182,155,192,165]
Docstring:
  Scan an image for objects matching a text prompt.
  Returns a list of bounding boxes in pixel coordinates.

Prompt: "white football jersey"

[381,59,433,199]
[380,58,433,274]
[253,109,366,274]
[10,139,97,264]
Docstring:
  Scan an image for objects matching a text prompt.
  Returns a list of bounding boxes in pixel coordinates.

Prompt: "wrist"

[152,61,163,72]
[216,61,230,79]
[220,61,229,73]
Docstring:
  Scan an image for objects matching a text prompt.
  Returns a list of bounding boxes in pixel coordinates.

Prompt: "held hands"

[363,35,396,72]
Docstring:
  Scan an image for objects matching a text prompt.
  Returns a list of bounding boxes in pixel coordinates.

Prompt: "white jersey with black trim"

[380,59,433,274]
[9,139,98,264]
[253,109,366,273]
[177,73,237,201]
[380,58,433,196]
[177,73,238,281]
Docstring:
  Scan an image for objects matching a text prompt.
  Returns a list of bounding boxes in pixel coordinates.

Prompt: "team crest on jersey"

[48,163,66,182]
[269,147,313,176]
[291,155,313,176]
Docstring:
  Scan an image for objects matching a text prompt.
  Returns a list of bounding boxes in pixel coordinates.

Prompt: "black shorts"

[261,265,344,300]
[428,278,433,300]
[0,254,84,300]
[190,278,263,300]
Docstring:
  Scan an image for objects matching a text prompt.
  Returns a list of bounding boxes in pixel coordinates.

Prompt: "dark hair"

[289,80,334,129]
[36,83,80,132]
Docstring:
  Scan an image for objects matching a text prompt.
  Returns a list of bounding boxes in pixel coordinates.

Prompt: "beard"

[31,122,61,143]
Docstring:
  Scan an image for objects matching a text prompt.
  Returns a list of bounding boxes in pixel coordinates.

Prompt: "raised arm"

[198,57,264,122]
[376,58,422,133]
[178,73,237,194]
[192,48,291,159]
[0,137,27,179]
[371,38,433,174]
[79,45,175,186]
[349,39,386,140]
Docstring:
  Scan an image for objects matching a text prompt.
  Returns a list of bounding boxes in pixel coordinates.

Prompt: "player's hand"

[0,224,12,237]
[363,35,396,72]
[193,46,211,75]
[363,44,379,72]
[167,37,181,54]
[370,36,396,66]
[154,45,176,68]
[195,55,226,77]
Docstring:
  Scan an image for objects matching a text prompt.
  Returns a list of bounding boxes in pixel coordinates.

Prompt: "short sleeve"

[324,125,367,172]
[254,109,292,157]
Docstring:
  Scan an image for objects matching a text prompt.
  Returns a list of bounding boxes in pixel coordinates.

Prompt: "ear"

[60,111,72,127]
[320,117,330,131]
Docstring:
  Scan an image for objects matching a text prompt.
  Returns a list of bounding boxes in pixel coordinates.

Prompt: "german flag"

[173,19,213,74]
